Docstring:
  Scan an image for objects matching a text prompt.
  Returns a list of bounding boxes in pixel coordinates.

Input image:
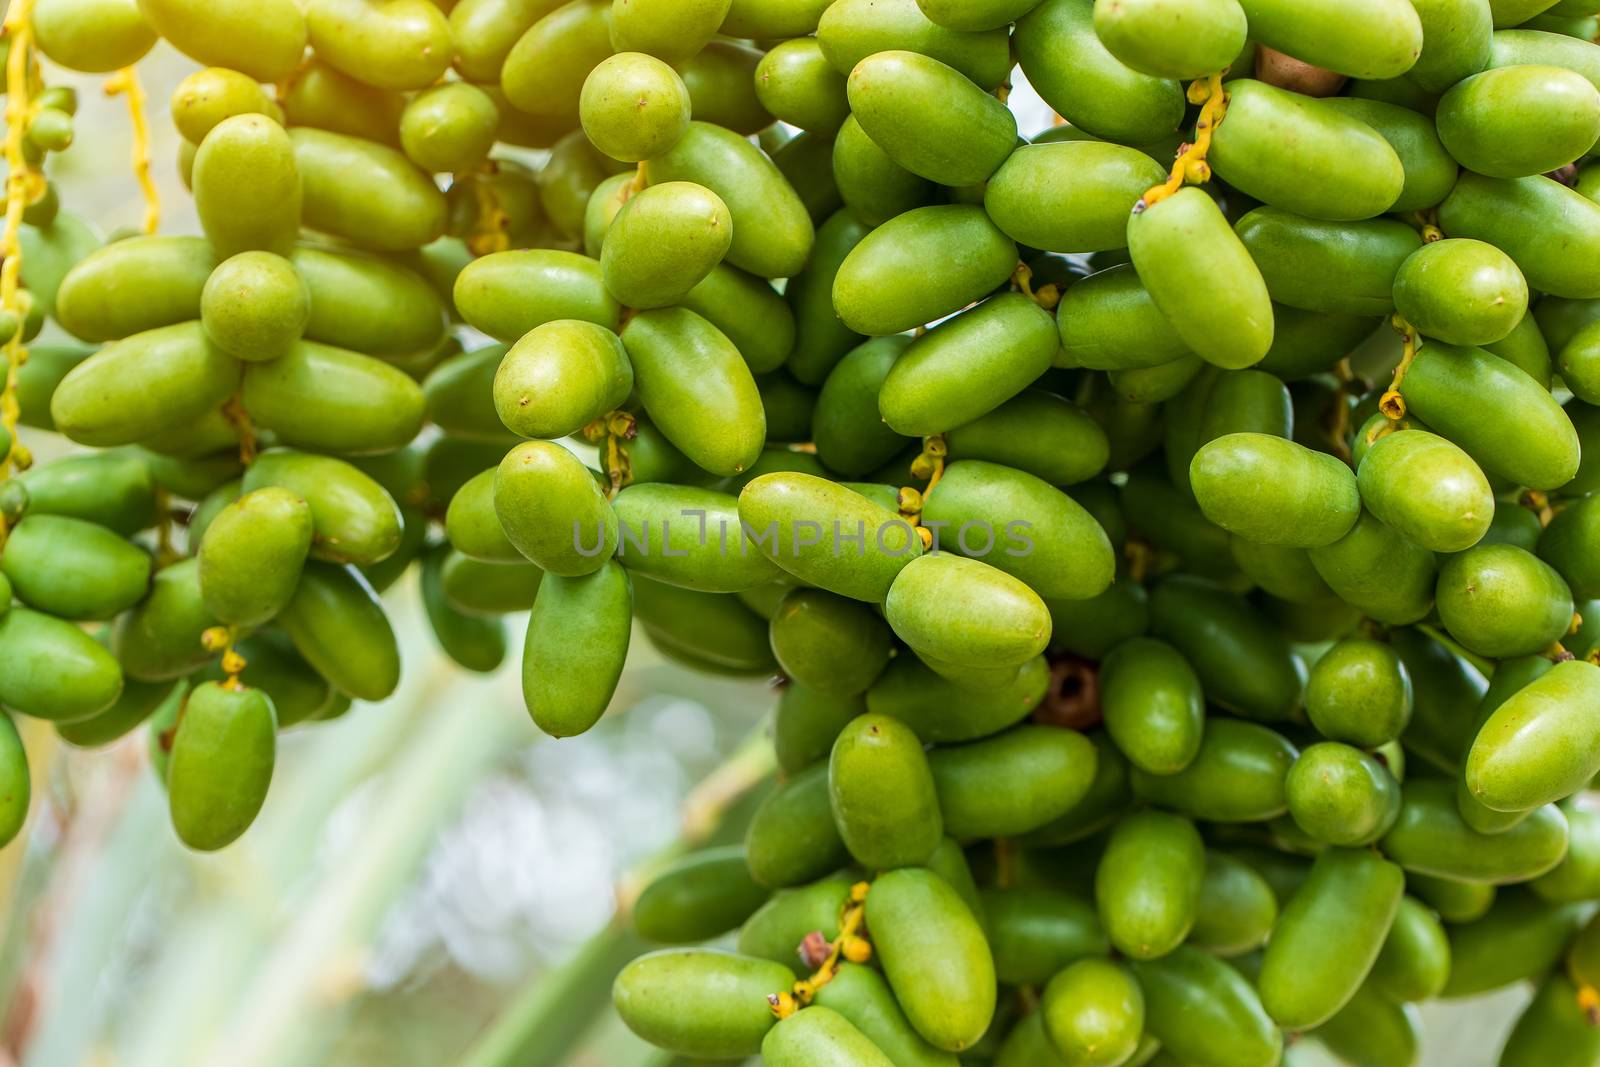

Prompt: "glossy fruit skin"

[50,322,241,448]
[811,962,956,1067]
[579,52,690,163]
[1039,957,1144,1067]
[1396,341,1580,490]
[1392,239,1528,347]
[644,122,814,280]
[0,606,124,722]
[0,513,150,621]
[1380,778,1569,883]
[623,308,766,478]
[1210,80,1405,221]
[762,1006,896,1067]
[879,296,1061,437]
[1466,660,1600,813]
[1149,576,1306,723]
[884,554,1053,670]
[745,763,851,888]
[276,562,400,703]
[1190,850,1278,957]
[1436,64,1600,178]
[865,867,996,1053]
[828,713,942,869]
[1127,188,1274,371]
[1357,429,1493,554]
[930,726,1097,840]
[1132,946,1282,1067]
[1094,809,1205,959]
[1306,638,1414,747]
[167,682,276,851]
[197,487,312,628]
[243,450,402,567]
[613,949,795,1059]
[520,561,631,738]
[1016,0,1185,144]
[1099,637,1203,775]
[817,0,1012,89]
[1437,173,1600,300]
[1436,544,1575,659]
[769,589,892,696]
[54,235,212,343]
[833,205,1017,337]
[1236,208,1421,316]
[918,460,1115,601]
[602,182,732,309]
[1501,973,1600,1067]
[632,845,770,944]
[1190,432,1360,547]
[193,114,301,260]
[289,128,448,252]
[137,0,306,82]
[1131,718,1298,822]
[1286,742,1402,846]
[492,323,630,441]
[846,51,1017,188]
[1258,847,1404,1029]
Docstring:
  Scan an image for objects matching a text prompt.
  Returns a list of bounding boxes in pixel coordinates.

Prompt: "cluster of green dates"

[9,0,1600,1061]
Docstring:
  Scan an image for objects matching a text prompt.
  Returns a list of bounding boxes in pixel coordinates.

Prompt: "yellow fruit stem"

[202,624,249,687]
[1010,261,1061,311]
[1578,982,1600,1025]
[222,394,259,465]
[0,0,39,483]
[154,486,179,566]
[1520,488,1556,528]
[1405,209,1443,244]
[899,434,948,549]
[1379,315,1419,421]
[582,409,637,499]
[104,65,159,235]
[1138,71,1229,211]
[465,162,510,257]
[767,881,873,1019]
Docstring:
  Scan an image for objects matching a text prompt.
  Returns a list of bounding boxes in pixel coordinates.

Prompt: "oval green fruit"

[167,681,275,851]
[1234,0,1423,78]
[243,449,402,567]
[197,487,312,628]
[845,50,1017,188]
[493,320,632,440]
[929,725,1097,840]
[885,554,1051,670]
[1437,64,1600,178]
[276,562,400,702]
[0,606,123,721]
[1285,742,1402,846]
[1356,429,1493,553]
[0,514,150,621]
[1127,188,1274,370]
[1437,543,1574,659]
[633,845,770,944]
[602,181,732,309]
[828,713,942,869]
[865,866,996,1052]
[644,122,814,279]
[613,949,794,1059]
[1099,637,1204,775]
[1041,958,1144,1067]
[1305,638,1414,747]
[1095,809,1205,959]
[1131,717,1298,822]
